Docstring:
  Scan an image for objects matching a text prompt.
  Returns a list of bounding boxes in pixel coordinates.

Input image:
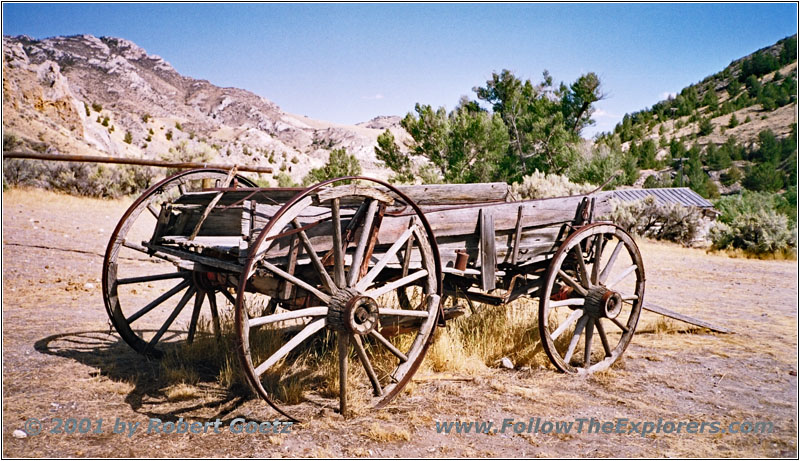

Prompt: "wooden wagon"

[102,169,646,420]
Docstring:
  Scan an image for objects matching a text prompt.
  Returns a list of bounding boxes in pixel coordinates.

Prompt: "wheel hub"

[328,287,379,335]
[584,287,623,319]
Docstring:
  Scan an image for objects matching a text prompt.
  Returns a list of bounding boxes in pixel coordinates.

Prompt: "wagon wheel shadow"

[33,330,251,422]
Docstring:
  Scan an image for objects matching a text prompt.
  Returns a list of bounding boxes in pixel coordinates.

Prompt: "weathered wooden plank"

[479,208,496,291]
[643,302,731,334]
[180,182,510,207]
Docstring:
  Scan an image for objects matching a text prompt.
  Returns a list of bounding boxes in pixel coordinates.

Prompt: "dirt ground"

[2,188,798,457]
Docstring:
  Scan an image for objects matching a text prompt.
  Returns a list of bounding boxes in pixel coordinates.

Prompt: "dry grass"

[165,383,202,401]
[362,422,412,442]
[426,297,552,374]
[706,247,797,261]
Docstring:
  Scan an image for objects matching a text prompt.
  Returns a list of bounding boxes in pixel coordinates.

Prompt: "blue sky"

[2,3,797,137]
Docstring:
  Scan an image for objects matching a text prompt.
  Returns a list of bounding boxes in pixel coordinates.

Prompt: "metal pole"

[2,151,273,174]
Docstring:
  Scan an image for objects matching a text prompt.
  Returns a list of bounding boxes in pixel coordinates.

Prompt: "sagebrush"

[3,159,155,198]
[511,170,595,200]
[604,196,705,246]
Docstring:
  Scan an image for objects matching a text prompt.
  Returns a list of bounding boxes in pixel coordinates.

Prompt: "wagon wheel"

[102,168,256,357]
[539,222,645,373]
[235,177,442,421]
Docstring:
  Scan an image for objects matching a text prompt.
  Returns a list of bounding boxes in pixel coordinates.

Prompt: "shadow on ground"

[33,330,250,422]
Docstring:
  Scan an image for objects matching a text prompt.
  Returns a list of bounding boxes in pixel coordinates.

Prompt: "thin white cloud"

[362,93,384,100]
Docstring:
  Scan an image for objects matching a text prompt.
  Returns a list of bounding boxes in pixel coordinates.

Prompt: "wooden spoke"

[369,330,409,362]
[599,241,624,284]
[147,286,196,349]
[591,234,604,285]
[220,289,237,306]
[248,306,328,328]
[557,270,588,297]
[622,294,639,302]
[208,292,222,338]
[117,271,188,285]
[126,279,191,323]
[254,318,326,376]
[331,198,345,288]
[337,333,349,416]
[549,298,586,308]
[357,225,416,291]
[147,203,160,219]
[595,319,612,357]
[293,219,336,293]
[563,314,588,364]
[401,231,414,277]
[550,309,584,341]
[378,307,429,318]
[572,246,590,288]
[605,264,637,290]
[352,335,383,396]
[610,317,630,333]
[367,270,428,298]
[187,290,205,344]
[583,319,595,367]
[347,199,379,287]
[260,260,332,304]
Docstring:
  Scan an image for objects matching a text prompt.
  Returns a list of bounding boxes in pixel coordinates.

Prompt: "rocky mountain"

[2,34,406,183]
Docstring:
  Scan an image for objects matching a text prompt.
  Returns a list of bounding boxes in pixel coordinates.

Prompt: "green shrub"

[721,166,743,186]
[2,159,155,198]
[604,196,705,246]
[275,172,298,188]
[511,170,595,199]
[302,148,362,186]
[569,143,637,188]
[124,131,133,144]
[710,210,796,255]
[643,173,672,189]
[91,102,102,112]
[710,191,797,255]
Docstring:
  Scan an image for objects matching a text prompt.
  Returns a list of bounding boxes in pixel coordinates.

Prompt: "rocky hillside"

[2,34,406,183]
[604,35,797,195]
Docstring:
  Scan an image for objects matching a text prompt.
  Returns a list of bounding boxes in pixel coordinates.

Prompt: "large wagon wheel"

[235,177,442,421]
[102,168,256,357]
[539,222,645,373]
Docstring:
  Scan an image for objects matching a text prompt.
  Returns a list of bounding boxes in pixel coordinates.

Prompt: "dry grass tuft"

[165,383,202,401]
[425,297,552,374]
[362,422,412,442]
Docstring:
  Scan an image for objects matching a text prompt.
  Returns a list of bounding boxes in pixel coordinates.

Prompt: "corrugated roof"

[598,187,715,208]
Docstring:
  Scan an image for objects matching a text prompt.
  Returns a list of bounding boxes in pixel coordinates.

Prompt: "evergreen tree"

[303,148,362,186]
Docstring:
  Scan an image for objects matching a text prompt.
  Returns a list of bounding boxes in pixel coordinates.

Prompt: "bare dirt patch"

[2,188,797,457]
